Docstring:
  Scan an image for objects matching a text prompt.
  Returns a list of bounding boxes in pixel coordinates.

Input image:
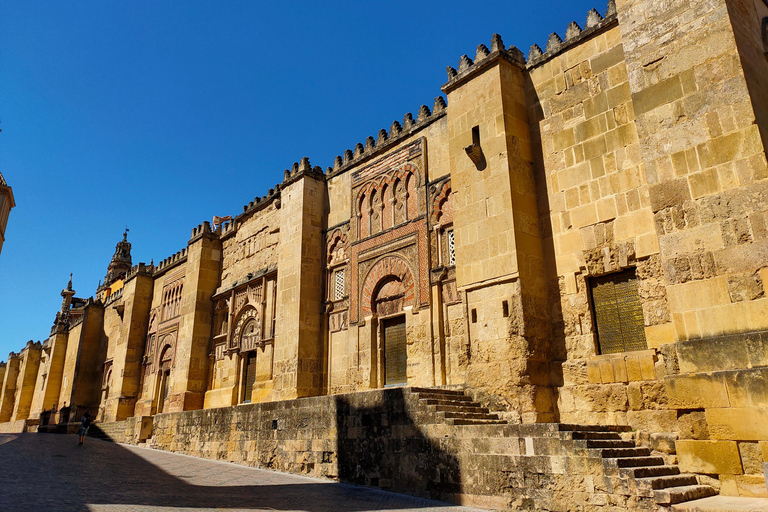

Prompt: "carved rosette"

[233,307,261,352]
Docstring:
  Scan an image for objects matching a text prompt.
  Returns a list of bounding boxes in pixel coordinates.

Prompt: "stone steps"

[572,430,624,440]
[654,484,717,505]
[636,474,699,491]
[627,465,682,478]
[586,439,636,448]
[412,388,506,426]
[559,424,717,507]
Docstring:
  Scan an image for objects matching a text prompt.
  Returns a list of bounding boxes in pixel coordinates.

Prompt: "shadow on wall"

[0,432,460,512]
[526,80,567,418]
[335,388,462,502]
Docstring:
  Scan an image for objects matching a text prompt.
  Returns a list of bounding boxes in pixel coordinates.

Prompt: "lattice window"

[590,269,647,354]
[334,270,345,300]
[447,230,456,266]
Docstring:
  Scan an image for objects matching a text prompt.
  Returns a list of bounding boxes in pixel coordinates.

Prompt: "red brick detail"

[349,220,429,324]
[430,181,453,225]
[360,256,416,318]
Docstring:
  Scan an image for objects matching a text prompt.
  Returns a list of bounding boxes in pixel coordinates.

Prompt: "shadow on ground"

[0,433,470,512]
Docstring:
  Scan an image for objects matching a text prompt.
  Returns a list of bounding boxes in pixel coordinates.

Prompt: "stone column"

[166,223,221,412]
[272,164,326,400]
[443,38,555,422]
[11,341,42,421]
[105,267,154,421]
[0,353,20,423]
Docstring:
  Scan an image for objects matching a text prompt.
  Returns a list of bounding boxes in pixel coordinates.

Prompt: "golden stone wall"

[2,0,768,497]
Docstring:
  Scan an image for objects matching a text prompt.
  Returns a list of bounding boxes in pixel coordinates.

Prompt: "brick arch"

[431,181,453,225]
[327,229,348,265]
[156,332,176,369]
[361,256,416,318]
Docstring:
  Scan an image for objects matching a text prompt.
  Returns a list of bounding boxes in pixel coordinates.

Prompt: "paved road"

[0,433,485,512]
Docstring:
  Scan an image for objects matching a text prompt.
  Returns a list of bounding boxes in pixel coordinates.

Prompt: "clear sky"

[0,0,605,359]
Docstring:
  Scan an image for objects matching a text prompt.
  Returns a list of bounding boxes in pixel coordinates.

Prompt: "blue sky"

[0,0,605,358]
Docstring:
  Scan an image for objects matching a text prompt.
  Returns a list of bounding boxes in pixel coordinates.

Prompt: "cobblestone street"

[0,433,484,512]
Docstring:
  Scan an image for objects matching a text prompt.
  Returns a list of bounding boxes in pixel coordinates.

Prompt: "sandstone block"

[627,380,668,410]
[706,407,768,441]
[649,178,691,213]
[739,442,764,474]
[651,433,678,454]
[677,409,710,440]
[677,440,743,475]
[665,373,730,409]
[627,409,678,434]
[586,359,602,384]
[676,334,754,373]
[725,368,768,408]
[719,474,768,497]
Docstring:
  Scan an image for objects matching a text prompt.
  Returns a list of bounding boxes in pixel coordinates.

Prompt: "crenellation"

[586,8,603,28]
[566,21,583,42]
[546,32,564,54]
[475,43,490,62]
[529,44,544,61]
[458,54,473,72]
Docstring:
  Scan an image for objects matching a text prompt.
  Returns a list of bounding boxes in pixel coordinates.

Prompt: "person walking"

[77,411,91,446]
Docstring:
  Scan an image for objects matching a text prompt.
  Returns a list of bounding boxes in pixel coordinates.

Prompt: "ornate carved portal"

[234,307,262,353]
[361,256,415,319]
[373,277,406,317]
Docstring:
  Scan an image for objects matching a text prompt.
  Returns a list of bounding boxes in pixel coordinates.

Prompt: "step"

[559,423,632,432]
[625,465,681,479]
[599,447,651,458]
[571,431,623,440]
[416,392,473,402]
[586,439,636,449]
[448,418,507,426]
[441,411,500,420]
[654,485,717,505]
[608,456,666,468]
[432,404,490,414]
[423,397,482,406]
[636,474,698,491]
[411,387,468,396]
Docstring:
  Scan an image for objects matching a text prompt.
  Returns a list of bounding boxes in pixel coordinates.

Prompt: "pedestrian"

[77,411,91,446]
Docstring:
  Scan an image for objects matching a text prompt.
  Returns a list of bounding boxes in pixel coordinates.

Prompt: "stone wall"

[108,388,661,511]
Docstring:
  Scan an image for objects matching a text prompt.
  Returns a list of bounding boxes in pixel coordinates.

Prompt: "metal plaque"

[384,316,407,385]
[590,270,647,354]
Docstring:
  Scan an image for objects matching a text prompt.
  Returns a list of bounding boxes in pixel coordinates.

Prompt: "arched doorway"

[156,344,173,413]
[373,277,407,386]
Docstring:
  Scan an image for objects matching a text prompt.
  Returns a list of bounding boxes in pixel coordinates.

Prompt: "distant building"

[0,172,15,256]
[2,0,768,508]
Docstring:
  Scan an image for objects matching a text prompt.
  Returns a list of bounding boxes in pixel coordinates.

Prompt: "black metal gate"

[384,316,407,385]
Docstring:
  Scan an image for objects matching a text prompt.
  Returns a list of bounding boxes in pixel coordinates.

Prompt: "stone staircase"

[87,420,127,443]
[411,387,506,425]
[412,388,717,509]
[558,424,717,507]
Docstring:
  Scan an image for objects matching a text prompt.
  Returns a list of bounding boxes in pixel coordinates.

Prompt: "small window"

[589,269,647,354]
[447,230,456,266]
[334,269,345,300]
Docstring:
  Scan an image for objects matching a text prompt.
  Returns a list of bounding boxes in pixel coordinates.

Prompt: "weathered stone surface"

[677,409,710,440]
[707,407,768,441]
[665,373,731,409]
[677,440,744,475]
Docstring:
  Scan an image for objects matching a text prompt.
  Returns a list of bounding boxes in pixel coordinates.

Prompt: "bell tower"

[104,230,132,286]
